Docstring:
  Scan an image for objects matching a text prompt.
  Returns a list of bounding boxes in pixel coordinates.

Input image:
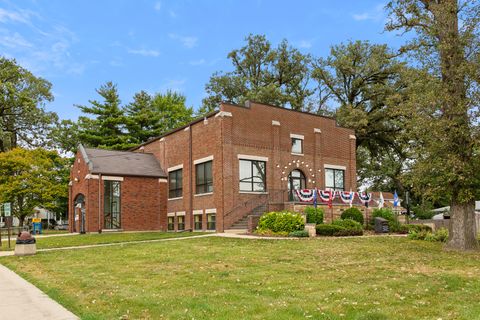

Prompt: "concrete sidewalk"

[0,264,78,320]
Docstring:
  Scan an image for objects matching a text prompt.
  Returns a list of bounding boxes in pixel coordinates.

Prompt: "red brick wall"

[69,150,167,233]
[133,101,356,232]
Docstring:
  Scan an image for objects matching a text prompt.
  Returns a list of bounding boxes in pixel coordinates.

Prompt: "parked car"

[54,223,69,230]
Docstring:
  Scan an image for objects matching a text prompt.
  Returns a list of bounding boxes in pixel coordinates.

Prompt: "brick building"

[69,101,356,233]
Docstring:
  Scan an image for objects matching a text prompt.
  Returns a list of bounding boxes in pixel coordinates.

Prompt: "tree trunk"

[446,200,478,251]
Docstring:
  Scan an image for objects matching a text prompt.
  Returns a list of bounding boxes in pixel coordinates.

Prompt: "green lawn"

[0,231,206,251]
[1,236,480,320]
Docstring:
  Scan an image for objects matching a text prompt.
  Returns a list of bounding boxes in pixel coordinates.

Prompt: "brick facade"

[69,101,356,233]
[134,101,356,232]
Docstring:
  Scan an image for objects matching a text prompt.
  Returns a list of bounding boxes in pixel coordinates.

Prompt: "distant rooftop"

[80,145,166,178]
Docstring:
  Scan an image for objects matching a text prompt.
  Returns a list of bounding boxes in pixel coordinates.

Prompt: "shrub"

[316,224,345,236]
[341,207,364,224]
[257,211,304,233]
[332,219,363,231]
[405,224,433,233]
[372,208,395,223]
[434,227,449,242]
[255,229,289,237]
[288,230,309,238]
[305,206,324,224]
[334,228,364,236]
[412,204,436,220]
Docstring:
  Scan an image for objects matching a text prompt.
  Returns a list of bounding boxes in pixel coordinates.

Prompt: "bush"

[372,208,395,223]
[332,219,363,231]
[341,207,364,224]
[334,228,364,236]
[305,206,324,224]
[316,224,345,236]
[412,204,436,220]
[255,229,289,237]
[288,230,309,238]
[405,224,433,233]
[407,227,448,242]
[257,211,305,233]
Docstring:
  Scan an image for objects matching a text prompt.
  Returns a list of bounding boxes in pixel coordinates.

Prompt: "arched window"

[288,169,306,200]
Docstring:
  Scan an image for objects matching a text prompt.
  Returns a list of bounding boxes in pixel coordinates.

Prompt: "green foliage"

[77,82,132,150]
[125,90,194,145]
[200,34,314,114]
[408,227,448,243]
[372,208,395,223]
[288,230,309,238]
[332,219,363,231]
[0,148,69,225]
[305,206,324,224]
[341,207,364,224]
[257,211,305,233]
[412,205,435,220]
[0,56,56,152]
[405,224,433,233]
[315,224,345,236]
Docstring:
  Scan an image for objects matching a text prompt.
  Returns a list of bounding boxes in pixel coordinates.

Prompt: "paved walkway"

[0,264,78,320]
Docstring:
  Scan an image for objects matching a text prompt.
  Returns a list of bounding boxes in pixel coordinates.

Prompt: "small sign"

[32,218,42,223]
[2,203,11,217]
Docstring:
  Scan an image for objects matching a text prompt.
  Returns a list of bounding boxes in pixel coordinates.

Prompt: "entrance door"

[288,170,306,201]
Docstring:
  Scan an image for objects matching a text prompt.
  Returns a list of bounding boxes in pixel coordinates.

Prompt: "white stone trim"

[193,210,203,215]
[159,137,165,142]
[158,178,167,183]
[324,164,347,170]
[215,111,233,118]
[168,196,183,201]
[194,155,213,165]
[349,134,356,140]
[239,191,268,195]
[176,211,186,216]
[101,176,124,181]
[194,192,213,197]
[291,153,304,157]
[314,128,322,133]
[272,120,281,126]
[167,212,175,217]
[237,154,268,162]
[205,208,217,214]
[167,164,183,172]
[85,174,99,180]
[290,133,304,140]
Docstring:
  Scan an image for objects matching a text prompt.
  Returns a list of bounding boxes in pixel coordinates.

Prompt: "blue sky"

[0,0,405,120]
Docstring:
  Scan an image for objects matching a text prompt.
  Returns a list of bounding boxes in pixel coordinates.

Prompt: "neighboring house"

[69,101,357,233]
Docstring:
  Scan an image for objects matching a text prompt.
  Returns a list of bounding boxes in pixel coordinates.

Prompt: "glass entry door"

[288,170,306,201]
[104,181,121,229]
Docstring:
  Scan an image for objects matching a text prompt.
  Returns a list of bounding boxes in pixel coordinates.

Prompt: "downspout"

[221,117,225,232]
[98,173,102,233]
[189,124,193,231]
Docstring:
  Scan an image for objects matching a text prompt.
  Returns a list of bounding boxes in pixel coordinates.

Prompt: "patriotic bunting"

[358,192,372,206]
[295,189,315,202]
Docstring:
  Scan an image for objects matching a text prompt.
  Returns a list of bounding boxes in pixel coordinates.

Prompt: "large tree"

[312,40,410,192]
[386,0,480,250]
[77,82,133,150]
[200,34,314,114]
[125,90,194,145]
[0,57,57,152]
[0,148,68,226]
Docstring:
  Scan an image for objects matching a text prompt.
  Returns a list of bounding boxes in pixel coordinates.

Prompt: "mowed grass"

[1,236,480,320]
[0,231,206,251]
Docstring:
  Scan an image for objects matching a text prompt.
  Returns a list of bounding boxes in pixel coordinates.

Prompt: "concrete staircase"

[225,204,267,234]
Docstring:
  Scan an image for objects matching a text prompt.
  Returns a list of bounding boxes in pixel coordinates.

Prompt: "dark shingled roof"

[81,146,166,178]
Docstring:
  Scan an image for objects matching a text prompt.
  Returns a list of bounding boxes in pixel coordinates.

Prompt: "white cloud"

[154,1,162,11]
[297,40,312,49]
[189,58,205,66]
[0,31,33,48]
[169,10,177,18]
[168,33,198,48]
[127,48,160,57]
[160,78,186,92]
[0,8,32,24]
[352,3,385,22]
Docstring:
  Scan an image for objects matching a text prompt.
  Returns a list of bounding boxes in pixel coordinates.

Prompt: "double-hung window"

[168,169,183,198]
[291,138,303,154]
[325,168,345,191]
[195,160,213,194]
[239,159,266,192]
